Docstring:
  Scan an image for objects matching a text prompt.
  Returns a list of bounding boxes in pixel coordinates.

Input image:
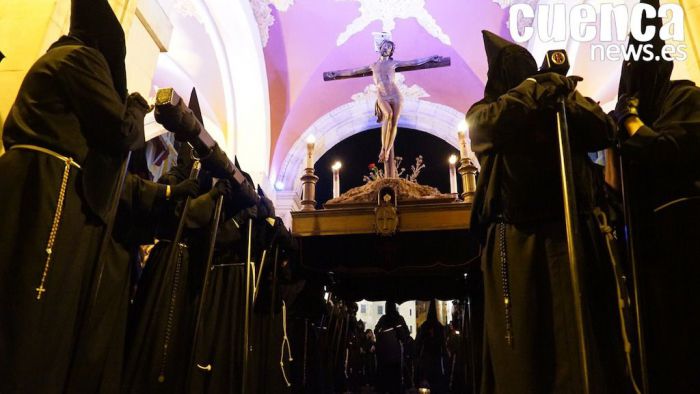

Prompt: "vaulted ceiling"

[146,0,697,190]
[263,0,510,181]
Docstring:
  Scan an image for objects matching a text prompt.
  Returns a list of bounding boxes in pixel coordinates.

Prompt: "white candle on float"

[457,119,469,159]
[331,161,342,198]
[449,154,458,194]
[305,135,316,169]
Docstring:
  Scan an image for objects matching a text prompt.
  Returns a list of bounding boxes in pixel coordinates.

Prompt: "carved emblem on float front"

[375,186,398,236]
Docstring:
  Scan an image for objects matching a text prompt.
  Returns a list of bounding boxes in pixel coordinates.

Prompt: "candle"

[449,154,458,195]
[305,135,316,169]
[457,119,469,159]
[331,161,342,198]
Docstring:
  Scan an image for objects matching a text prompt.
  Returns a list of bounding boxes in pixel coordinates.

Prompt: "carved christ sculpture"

[323,40,450,177]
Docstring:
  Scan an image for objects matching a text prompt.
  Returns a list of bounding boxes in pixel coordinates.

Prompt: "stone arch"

[276,99,475,194]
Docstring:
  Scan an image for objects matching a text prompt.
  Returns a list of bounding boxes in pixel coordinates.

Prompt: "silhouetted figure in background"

[361,328,377,389]
[374,301,409,394]
[415,300,448,394]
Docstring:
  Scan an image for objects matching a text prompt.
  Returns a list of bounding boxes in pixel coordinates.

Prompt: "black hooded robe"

[620,80,700,393]
[188,208,292,394]
[467,31,627,394]
[0,36,146,392]
[374,302,409,394]
[613,5,700,389]
[122,172,218,394]
[415,301,448,394]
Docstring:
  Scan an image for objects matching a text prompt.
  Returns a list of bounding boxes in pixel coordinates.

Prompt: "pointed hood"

[618,0,673,124]
[385,300,398,316]
[257,184,276,218]
[69,0,127,100]
[482,30,537,102]
[188,88,204,124]
[426,299,438,323]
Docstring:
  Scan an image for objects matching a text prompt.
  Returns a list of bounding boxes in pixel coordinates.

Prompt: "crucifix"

[323,39,450,178]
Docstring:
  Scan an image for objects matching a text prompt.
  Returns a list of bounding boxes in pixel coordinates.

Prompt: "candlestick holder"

[300,168,319,211]
[459,157,478,203]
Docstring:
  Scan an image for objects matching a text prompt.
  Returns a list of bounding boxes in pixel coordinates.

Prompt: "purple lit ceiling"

[264,0,510,174]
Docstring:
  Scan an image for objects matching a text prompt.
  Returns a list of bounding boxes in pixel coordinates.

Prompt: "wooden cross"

[323,40,450,177]
[323,56,451,81]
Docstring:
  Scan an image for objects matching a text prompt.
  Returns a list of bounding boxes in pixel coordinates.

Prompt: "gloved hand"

[209,179,232,199]
[154,100,203,142]
[605,110,628,142]
[611,94,639,128]
[170,179,200,200]
[201,144,236,179]
[532,72,582,102]
[127,92,151,119]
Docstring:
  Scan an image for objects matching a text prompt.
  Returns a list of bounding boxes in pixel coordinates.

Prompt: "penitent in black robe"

[467,31,628,394]
[122,165,216,394]
[621,80,700,393]
[0,37,147,393]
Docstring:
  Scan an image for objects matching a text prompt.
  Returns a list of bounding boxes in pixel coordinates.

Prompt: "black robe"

[468,33,627,394]
[374,305,409,394]
[621,81,700,393]
[187,210,279,394]
[122,176,217,394]
[415,304,448,393]
[0,38,145,393]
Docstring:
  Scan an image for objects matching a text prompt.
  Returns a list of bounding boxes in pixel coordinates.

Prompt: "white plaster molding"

[276,100,477,194]
[250,0,275,46]
[492,0,539,38]
[205,0,271,179]
[492,0,538,9]
[271,0,294,12]
[136,0,174,51]
[337,0,451,46]
[249,0,294,47]
[173,0,204,23]
[275,190,301,229]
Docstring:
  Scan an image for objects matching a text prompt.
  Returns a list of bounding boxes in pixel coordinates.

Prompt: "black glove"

[127,92,150,119]
[611,94,639,128]
[257,195,275,219]
[209,179,232,199]
[201,144,236,180]
[605,110,626,142]
[532,72,582,101]
[154,100,203,142]
[170,179,200,200]
[227,183,259,213]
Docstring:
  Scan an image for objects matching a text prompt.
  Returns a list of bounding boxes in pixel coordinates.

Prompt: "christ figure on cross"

[323,40,450,177]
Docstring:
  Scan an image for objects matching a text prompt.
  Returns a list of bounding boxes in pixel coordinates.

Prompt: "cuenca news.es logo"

[508,3,687,62]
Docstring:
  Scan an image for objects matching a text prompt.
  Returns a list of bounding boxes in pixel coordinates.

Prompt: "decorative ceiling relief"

[270,0,294,11]
[491,0,537,8]
[173,0,204,23]
[337,0,451,46]
[351,73,429,102]
[491,0,538,35]
[250,0,295,47]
